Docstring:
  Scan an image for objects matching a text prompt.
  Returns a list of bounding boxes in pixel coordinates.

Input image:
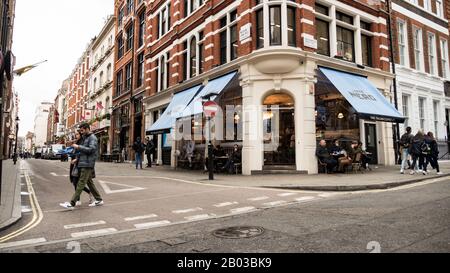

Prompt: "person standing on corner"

[60,123,103,210]
[145,137,155,168]
[399,126,413,174]
[132,137,145,170]
[409,130,425,175]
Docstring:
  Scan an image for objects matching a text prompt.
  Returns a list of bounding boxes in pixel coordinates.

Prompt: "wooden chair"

[318,158,328,174]
[351,153,364,174]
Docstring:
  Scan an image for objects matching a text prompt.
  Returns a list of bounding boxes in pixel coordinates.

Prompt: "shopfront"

[315,67,405,165]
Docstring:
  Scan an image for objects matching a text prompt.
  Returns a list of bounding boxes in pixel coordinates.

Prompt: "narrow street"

[0,159,449,253]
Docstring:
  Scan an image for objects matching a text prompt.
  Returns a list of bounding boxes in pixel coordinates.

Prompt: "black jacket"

[316,146,331,160]
[410,135,424,156]
[145,141,155,154]
[133,141,145,153]
[400,133,413,148]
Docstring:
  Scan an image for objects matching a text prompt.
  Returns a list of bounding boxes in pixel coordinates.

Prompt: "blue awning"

[180,71,237,118]
[319,67,405,123]
[147,85,202,135]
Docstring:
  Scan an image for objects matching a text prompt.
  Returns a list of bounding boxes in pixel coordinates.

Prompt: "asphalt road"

[1,159,449,253]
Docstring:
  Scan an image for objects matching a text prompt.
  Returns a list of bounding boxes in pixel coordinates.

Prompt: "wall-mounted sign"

[239,23,251,42]
[304,36,318,49]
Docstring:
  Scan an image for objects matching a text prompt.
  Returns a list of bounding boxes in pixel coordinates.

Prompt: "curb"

[0,163,22,232]
[261,173,450,192]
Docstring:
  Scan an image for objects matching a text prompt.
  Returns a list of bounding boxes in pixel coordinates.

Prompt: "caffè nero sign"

[348,89,377,101]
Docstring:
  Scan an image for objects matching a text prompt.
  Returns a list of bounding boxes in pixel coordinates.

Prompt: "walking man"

[132,137,145,169]
[399,126,413,174]
[145,137,155,168]
[60,123,103,209]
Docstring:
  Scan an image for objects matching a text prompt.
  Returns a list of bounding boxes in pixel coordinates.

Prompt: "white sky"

[12,0,114,137]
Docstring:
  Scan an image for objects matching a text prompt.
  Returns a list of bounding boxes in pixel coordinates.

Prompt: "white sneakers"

[60,200,104,209]
[410,170,415,175]
[437,172,443,175]
[59,202,74,210]
[400,169,404,174]
[88,200,104,207]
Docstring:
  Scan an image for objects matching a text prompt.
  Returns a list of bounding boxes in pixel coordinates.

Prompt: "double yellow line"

[0,170,43,243]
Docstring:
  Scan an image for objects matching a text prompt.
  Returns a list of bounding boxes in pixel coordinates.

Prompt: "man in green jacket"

[60,123,104,210]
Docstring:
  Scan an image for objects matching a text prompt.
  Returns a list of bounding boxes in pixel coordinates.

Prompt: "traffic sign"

[203,101,219,118]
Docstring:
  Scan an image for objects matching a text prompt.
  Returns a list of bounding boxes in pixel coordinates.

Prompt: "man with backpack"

[409,130,426,175]
[399,126,413,174]
[132,137,146,170]
[145,137,155,168]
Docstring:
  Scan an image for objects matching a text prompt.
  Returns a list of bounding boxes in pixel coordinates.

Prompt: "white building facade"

[33,102,53,147]
[393,0,450,142]
[87,15,115,156]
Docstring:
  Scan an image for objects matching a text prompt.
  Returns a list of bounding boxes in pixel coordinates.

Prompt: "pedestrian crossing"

[0,191,341,251]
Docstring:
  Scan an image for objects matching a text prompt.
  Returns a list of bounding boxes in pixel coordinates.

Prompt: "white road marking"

[262,200,288,207]
[184,214,216,221]
[213,202,239,208]
[98,180,146,194]
[248,196,270,201]
[172,207,203,214]
[277,192,297,197]
[318,193,337,198]
[295,196,316,202]
[50,172,57,176]
[0,238,47,249]
[230,207,257,214]
[21,206,32,213]
[134,220,171,229]
[124,214,158,222]
[71,228,118,238]
[64,221,107,230]
[21,192,31,196]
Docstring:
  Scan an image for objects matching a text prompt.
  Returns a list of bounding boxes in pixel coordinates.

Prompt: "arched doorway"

[263,93,295,167]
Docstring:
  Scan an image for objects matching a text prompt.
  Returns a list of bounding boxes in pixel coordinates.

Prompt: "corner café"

[147,66,404,175]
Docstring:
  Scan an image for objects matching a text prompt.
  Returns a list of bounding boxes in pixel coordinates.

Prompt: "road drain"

[212,226,265,239]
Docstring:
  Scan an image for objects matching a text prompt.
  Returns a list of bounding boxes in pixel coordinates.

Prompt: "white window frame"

[159,3,170,38]
[402,94,410,128]
[218,10,239,64]
[428,32,437,76]
[413,26,424,72]
[419,97,426,131]
[433,100,440,138]
[436,0,443,18]
[440,39,449,79]
[424,0,431,12]
[397,19,409,67]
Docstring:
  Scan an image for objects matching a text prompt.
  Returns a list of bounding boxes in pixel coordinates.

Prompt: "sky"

[12,0,114,137]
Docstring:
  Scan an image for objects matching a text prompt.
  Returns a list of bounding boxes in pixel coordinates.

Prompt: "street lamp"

[202,92,219,181]
[13,116,19,165]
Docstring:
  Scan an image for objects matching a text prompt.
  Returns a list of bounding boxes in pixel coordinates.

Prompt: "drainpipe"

[386,0,401,164]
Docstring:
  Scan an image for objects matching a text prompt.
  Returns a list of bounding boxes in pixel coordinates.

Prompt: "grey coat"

[77,133,98,168]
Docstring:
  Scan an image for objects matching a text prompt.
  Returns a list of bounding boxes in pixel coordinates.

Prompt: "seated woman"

[330,139,350,172]
[221,145,242,174]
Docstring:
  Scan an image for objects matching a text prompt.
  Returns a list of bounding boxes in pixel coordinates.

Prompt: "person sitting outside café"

[330,139,350,172]
[221,144,242,174]
[316,140,337,173]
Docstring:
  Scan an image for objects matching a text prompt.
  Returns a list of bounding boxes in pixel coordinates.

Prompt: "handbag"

[71,165,79,177]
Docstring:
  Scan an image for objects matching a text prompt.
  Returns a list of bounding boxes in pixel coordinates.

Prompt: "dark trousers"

[322,158,337,173]
[428,155,440,172]
[69,164,91,201]
[71,168,102,206]
[411,154,427,171]
[146,153,152,167]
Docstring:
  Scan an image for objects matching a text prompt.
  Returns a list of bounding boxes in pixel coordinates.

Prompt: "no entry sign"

[203,101,219,118]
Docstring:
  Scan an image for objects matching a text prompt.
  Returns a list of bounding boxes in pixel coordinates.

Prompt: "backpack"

[420,142,431,155]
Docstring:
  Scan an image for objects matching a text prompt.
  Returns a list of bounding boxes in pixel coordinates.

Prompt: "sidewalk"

[0,160,22,231]
[94,160,450,192]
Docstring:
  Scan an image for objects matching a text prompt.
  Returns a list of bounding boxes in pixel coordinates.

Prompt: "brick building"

[142,0,404,175]
[391,0,450,143]
[66,42,94,138]
[112,0,147,158]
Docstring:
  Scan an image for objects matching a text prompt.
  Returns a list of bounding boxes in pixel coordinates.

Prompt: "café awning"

[319,67,405,123]
[146,85,202,135]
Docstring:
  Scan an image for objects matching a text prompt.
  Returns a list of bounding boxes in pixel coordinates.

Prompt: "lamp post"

[13,116,19,165]
[202,93,220,181]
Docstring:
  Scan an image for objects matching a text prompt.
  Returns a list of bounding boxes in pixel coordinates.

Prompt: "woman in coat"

[409,130,425,175]
[427,132,443,175]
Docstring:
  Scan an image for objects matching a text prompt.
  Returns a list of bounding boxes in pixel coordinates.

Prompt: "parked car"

[41,146,50,159]
[35,148,43,159]
[50,144,66,160]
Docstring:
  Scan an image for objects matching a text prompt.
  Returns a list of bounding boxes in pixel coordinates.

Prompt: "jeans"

[71,168,102,206]
[401,148,410,171]
[146,153,152,167]
[135,153,143,169]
